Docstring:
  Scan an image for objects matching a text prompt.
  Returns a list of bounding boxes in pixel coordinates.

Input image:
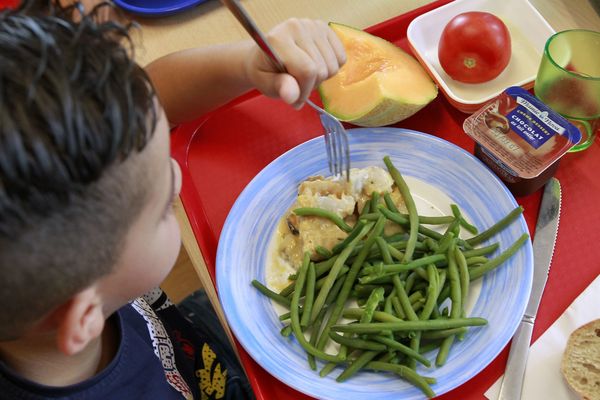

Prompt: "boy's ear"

[49,285,106,356]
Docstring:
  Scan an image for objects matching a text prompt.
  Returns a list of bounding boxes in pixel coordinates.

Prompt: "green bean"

[360,287,385,324]
[419,341,443,354]
[391,296,406,319]
[294,207,353,233]
[430,304,440,320]
[310,223,374,323]
[366,361,435,398]
[404,271,418,293]
[466,206,524,246]
[290,253,345,362]
[331,221,366,254]
[315,245,332,259]
[321,331,352,378]
[301,262,316,328]
[372,335,432,367]
[392,276,418,321]
[447,243,462,319]
[413,266,428,281]
[466,256,489,266]
[417,214,455,225]
[455,247,470,317]
[308,276,347,370]
[376,237,394,264]
[318,361,337,377]
[384,288,395,315]
[386,244,405,262]
[460,221,478,236]
[365,212,454,226]
[337,351,380,382]
[435,231,455,255]
[421,327,467,339]
[376,351,398,364]
[251,280,291,307]
[361,254,446,277]
[360,212,381,221]
[383,156,418,262]
[406,291,422,303]
[451,204,479,235]
[316,266,349,291]
[316,217,385,350]
[392,274,421,369]
[461,243,499,258]
[384,232,406,242]
[423,237,439,253]
[435,335,454,367]
[328,332,386,351]
[280,256,338,296]
[331,317,487,333]
[469,233,529,280]
[383,192,399,213]
[377,206,472,249]
[343,308,403,323]
[419,264,439,321]
[280,324,292,337]
[361,199,372,216]
[279,312,291,321]
[371,191,381,207]
[352,284,392,298]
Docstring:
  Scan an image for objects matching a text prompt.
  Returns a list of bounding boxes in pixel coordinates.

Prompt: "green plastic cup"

[534,29,600,152]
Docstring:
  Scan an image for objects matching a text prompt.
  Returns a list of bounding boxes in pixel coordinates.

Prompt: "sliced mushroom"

[286,214,300,235]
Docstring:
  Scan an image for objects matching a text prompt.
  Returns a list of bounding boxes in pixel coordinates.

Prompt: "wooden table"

[131,0,600,396]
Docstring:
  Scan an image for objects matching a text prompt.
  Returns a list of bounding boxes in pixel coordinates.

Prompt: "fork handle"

[220,0,287,74]
[221,0,323,112]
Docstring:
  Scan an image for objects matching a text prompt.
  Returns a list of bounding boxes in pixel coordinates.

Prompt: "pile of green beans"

[251,156,528,398]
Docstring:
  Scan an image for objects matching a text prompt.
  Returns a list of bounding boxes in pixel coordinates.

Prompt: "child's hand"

[244,18,346,109]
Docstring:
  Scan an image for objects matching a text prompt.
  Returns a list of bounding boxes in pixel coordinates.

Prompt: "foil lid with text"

[463,86,581,179]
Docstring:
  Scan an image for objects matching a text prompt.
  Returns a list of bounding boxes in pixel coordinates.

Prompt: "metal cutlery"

[220,0,350,180]
[497,177,562,400]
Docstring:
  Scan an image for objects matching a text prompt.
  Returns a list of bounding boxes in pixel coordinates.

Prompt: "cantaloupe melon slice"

[319,23,438,127]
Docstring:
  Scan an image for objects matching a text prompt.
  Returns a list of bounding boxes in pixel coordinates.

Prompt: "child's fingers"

[275,45,318,106]
[314,36,342,79]
[251,18,347,107]
[294,39,329,83]
[275,73,301,106]
[326,25,347,66]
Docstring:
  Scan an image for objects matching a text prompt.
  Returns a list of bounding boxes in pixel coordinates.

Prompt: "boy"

[0,5,345,399]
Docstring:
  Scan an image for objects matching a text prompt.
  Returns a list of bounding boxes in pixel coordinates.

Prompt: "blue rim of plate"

[216,127,533,399]
[112,0,207,17]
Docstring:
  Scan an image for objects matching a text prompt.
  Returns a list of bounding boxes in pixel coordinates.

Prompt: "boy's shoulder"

[128,290,254,400]
[0,291,253,400]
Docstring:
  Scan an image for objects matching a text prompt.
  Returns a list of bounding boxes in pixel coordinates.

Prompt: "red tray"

[171,1,600,398]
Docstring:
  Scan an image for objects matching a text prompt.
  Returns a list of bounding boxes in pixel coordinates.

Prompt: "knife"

[497,177,561,400]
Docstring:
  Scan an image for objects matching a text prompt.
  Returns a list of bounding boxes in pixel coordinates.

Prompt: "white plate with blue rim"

[216,127,533,399]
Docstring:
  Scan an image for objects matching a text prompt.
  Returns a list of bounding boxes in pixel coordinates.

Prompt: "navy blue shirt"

[0,289,253,400]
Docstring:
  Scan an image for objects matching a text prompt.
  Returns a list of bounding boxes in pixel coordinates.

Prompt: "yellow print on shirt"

[196,343,227,399]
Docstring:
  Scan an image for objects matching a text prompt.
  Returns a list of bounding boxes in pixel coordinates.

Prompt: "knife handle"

[497,318,534,400]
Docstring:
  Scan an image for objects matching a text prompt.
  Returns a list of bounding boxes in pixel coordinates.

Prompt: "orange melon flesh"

[319,23,438,127]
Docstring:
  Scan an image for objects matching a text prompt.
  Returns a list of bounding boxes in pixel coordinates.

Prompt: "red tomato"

[438,12,511,83]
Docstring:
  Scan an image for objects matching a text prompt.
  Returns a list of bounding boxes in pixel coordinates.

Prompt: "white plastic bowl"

[407,0,555,113]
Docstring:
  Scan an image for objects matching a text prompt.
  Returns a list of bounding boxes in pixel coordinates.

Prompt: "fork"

[221,0,351,181]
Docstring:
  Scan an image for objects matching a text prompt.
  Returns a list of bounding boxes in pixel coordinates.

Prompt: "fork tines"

[319,114,350,181]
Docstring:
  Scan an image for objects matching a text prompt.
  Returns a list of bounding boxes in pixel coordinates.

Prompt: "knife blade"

[497,177,561,400]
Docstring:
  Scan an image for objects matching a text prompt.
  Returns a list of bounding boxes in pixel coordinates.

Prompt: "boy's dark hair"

[0,7,157,339]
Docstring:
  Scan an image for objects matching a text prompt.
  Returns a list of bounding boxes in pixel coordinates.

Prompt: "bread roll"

[561,319,600,400]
